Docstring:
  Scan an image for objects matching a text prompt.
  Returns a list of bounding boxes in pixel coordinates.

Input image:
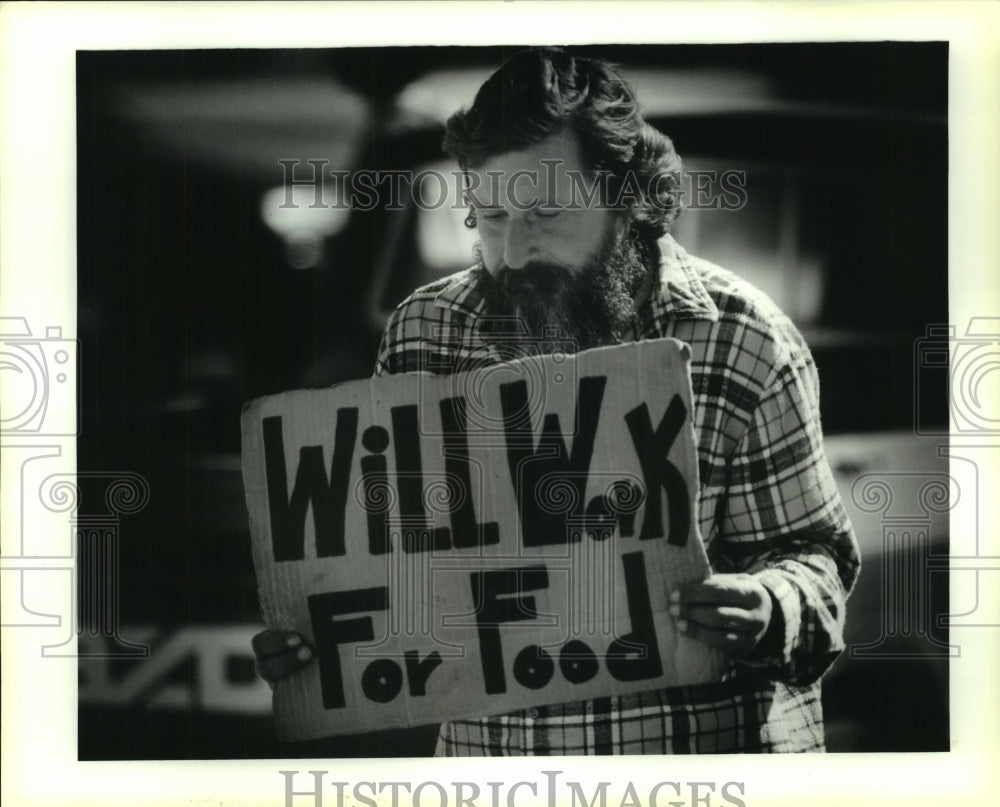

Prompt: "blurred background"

[76,43,949,758]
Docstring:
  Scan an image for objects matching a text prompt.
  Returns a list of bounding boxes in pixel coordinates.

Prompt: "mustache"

[489,262,576,296]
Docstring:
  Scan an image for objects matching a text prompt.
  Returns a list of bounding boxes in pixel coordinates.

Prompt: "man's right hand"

[252,630,313,686]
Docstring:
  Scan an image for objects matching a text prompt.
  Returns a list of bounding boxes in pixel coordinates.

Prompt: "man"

[254,47,860,754]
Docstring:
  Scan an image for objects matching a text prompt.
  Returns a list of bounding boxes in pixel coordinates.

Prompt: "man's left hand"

[669,573,774,657]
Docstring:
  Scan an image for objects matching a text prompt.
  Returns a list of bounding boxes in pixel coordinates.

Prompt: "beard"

[474,226,650,361]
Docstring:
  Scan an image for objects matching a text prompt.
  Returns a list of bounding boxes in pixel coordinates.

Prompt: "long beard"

[475,229,649,361]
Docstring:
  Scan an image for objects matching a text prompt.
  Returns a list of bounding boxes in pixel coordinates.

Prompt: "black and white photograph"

[73,40,951,759]
[2,3,998,806]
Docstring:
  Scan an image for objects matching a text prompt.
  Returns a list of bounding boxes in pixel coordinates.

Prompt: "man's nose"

[502,217,535,270]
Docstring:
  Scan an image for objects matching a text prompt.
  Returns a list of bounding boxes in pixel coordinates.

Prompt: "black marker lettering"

[606,551,663,681]
[624,395,690,546]
[500,376,606,546]
[361,425,393,555]
[391,405,451,552]
[440,396,500,548]
[559,640,599,684]
[263,411,358,562]
[361,658,403,703]
[307,586,388,709]
[471,565,548,694]
[404,650,443,696]
[512,645,554,689]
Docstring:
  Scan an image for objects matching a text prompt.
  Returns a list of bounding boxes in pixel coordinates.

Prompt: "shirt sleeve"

[714,343,861,687]
[372,323,392,378]
[373,300,417,377]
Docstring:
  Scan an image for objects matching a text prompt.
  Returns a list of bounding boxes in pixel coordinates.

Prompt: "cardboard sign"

[241,338,723,741]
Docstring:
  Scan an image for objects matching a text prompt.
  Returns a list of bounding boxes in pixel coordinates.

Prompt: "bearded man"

[254,47,860,755]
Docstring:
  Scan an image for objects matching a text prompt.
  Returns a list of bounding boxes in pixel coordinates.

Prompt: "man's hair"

[443,47,684,241]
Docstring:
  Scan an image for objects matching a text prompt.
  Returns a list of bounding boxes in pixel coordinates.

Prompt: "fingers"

[252,630,313,684]
[252,630,303,657]
[669,599,758,648]
[255,644,313,683]
[669,574,773,657]
[673,575,761,608]
[680,604,757,634]
[673,614,761,656]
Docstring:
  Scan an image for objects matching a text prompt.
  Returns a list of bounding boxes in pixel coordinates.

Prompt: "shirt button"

[526,707,539,719]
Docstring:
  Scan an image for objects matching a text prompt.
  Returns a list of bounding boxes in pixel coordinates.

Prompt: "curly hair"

[443,47,684,241]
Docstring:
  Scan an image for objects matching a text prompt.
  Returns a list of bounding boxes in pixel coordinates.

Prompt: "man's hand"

[252,630,313,687]
[669,573,774,658]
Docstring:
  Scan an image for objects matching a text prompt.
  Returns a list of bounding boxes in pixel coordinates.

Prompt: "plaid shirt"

[374,234,860,754]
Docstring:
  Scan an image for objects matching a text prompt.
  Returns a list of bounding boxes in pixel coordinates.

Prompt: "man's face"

[466,129,646,357]
[468,129,618,278]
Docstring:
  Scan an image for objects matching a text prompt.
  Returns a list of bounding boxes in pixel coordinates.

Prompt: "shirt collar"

[433,268,487,315]
[652,234,719,323]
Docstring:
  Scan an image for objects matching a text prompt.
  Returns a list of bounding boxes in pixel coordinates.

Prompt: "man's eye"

[534,206,562,219]
[480,210,506,222]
